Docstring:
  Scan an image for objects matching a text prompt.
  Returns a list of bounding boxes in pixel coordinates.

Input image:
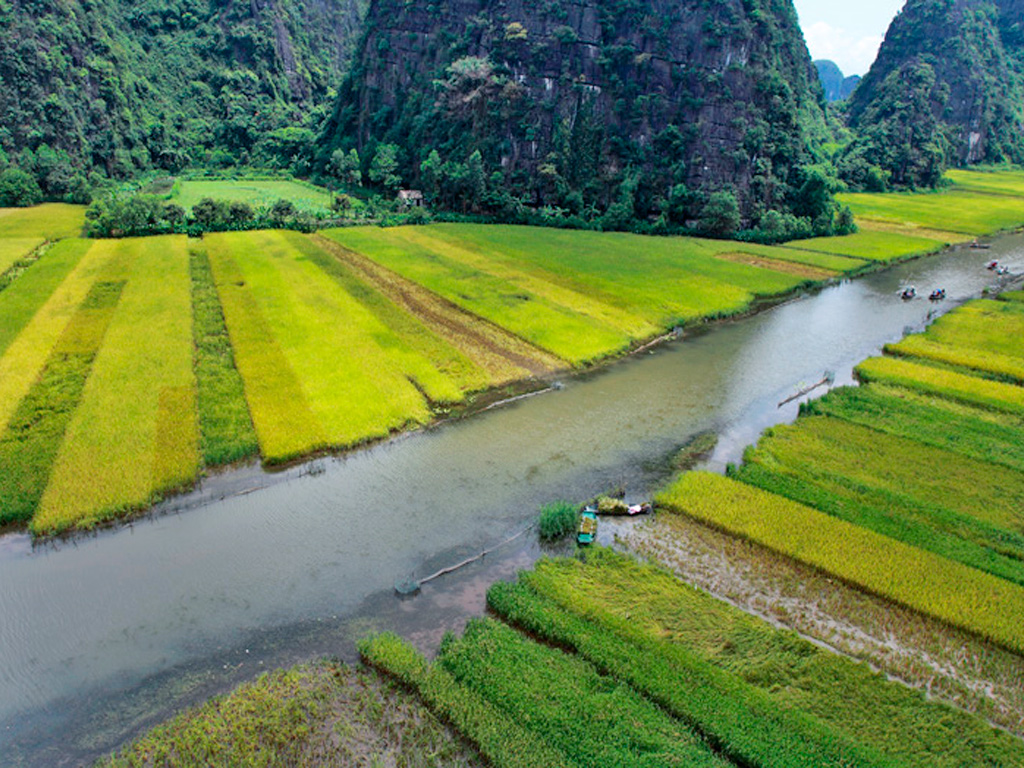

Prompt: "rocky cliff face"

[321,0,830,225]
[845,0,1024,185]
[0,0,365,181]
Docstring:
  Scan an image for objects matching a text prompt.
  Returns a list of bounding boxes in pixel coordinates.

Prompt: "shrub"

[538,500,577,540]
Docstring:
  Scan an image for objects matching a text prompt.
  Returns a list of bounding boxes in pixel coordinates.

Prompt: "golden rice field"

[0,203,85,240]
[655,296,1024,655]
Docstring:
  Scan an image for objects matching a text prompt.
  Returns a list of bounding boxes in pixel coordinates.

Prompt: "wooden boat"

[929,289,946,301]
[971,241,992,250]
[577,509,597,545]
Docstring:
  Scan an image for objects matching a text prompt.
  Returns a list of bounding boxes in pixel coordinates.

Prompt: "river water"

[1,239,1021,765]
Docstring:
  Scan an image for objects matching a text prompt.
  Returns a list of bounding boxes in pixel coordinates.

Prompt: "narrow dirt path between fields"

[312,234,562,379]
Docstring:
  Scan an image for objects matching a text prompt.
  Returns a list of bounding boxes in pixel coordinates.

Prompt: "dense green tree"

[369,144,402,193]
[0,168,43,207]
[699,191,742,237]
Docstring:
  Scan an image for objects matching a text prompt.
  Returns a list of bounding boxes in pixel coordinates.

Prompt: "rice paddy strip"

[435,619,729,768]
[0,237,44,276]
[0,277,125,526]
[856,355,1024,416]
[390,227,658,340]
[946,168,1024,197]
[887,335,1024,384]
[0,240,104,434]
[487,581,890,768]
[779,229,946,263]
[738,416,1024,535]
[311,233,555,381]
[34,237,199,533]
[422,224,807,328]
[896,299,1024,361]
[361,633,576,768]
[505,551,1024,768]
[806,384,1024,473]
[189,246,258,466]
[207,230,477,463]
[292,233,492,394]
[322,227,632,364]
[656,472,1024,655]
[0,203,86,239]
[712,252,839,280]
[837,189,1024,235]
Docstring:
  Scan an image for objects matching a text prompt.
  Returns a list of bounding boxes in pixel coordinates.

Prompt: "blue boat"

[577,508,597,545]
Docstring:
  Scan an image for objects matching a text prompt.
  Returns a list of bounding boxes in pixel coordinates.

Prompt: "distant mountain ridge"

[843,0,1024,187]
[813,60,861,102]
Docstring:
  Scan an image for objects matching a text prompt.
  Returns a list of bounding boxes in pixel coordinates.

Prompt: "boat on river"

[577,509,597,545]
[900,286,917,300]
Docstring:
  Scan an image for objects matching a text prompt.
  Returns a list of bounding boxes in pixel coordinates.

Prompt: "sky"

[792,1,907,76]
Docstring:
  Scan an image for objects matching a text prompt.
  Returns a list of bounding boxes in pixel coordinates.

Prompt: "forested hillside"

[318,0,844,240]
[0,0,365,199]
[843,0,1024,188]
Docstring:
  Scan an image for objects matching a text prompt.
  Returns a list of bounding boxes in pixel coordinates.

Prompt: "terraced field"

[361,548,1024,768]
[657,297,1024,655]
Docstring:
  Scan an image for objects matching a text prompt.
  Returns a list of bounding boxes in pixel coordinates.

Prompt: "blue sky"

[793,1,906,76]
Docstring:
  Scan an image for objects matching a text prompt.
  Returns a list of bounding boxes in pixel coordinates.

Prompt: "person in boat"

[988,260,999,270]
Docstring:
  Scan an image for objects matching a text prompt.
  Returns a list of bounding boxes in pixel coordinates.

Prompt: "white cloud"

[804,21,883,76]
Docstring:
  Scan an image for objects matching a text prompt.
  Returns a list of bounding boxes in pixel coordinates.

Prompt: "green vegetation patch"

[946,168,1024,197]
[999,290,1024,303]
[189,247,259,466]
[657,472,1024,656]
[856,355,1024,415]
[100,661,483,768]
[172,179,334,214]
[837,189,1024,235]
[0,237,44,277]
[500,550,1024,768]
[33,237,199,533]
[436,619,727,767]
[781,229,945,262]
[0,203,85,239]
[807,384,1024,474]
[538,500,578,540]
[0,277,124,526]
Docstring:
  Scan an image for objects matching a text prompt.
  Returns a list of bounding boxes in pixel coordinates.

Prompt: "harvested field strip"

[724,243,868,273]
[806,384,1024,475]
[0,237,44,276]
[436,619,729,768]
[855,219,970,243]
[733,461,1024,586]
[656,472,1024,655]
[0,276,125,526]
[886,335,1024,384]
[312,234,555,380]
[488,580,889,768]
[738,416,1024,535]
[506,551,1024,768]
[189,247,259,466]
[391,227,658,339]
[713,252,838,280]
[856,355,1024,415]
[296,234,492,393]
[780,229,945,263]
[206,236,326,462]
[100,661,484,768]
[0,203,85,239]
[423,224,805,327]
[322,227,631,364]
[0,240,102,434]
[837,189,1024,235]
[34,237,198,533]
[361,633,575,768]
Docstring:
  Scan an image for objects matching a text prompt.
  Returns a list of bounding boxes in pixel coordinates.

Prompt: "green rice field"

[656,296,1024,655]
[0,203,85,239]
[780,228,948,263]
[171,179,334,213]
[361,548,1024,768]
[837,189,1024,235]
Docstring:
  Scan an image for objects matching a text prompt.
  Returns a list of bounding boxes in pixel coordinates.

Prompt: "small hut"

[397,189,425,208]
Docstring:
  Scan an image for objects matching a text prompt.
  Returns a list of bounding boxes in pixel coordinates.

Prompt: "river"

[1,238,1020,766]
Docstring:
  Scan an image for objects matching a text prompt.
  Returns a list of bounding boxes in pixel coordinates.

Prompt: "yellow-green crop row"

[33,237,199,533]
[837,188,1024,235]
[779,229,947,263]
[887,335,1024,383]
[945,168,1024,197]
[656,472,1024,655]
[855,356,1024,416]
[0,237,44,275]
[903,299,1024,360]
[0,203,86,239]
[207,230,490,463]
[0,240,104,434]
